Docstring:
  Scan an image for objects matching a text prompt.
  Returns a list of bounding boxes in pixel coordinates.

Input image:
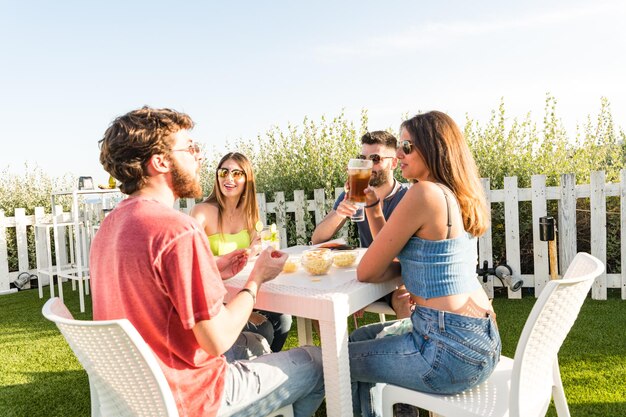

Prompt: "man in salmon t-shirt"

[90,107,324,417]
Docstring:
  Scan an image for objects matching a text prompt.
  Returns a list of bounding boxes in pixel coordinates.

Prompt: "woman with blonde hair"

[191,152,292,353]
[348,111,500,417]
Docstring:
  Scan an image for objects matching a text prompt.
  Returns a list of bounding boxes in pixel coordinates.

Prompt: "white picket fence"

[1,170,625,300]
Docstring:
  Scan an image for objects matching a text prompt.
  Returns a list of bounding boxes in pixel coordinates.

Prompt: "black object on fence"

[539,216,558,279]
[476,261,523,292]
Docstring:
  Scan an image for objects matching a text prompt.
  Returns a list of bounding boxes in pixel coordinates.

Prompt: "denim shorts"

[349,306,501,416]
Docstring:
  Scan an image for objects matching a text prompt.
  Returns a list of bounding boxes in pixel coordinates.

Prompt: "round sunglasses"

[357,154,394,165]
[217,168,246,180]
[171,142,201,156]
[396,140,414,155]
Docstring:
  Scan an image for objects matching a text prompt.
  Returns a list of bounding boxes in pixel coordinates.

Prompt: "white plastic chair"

[353,301,396,329]
[43,297,180,417]
[364,300,396,323]
[42,298,293,417]
[378,252,604,417]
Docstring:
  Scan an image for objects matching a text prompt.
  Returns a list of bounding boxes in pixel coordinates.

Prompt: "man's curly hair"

[99,106,194,194]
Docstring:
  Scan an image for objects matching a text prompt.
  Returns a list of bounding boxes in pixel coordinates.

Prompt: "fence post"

[478,178,493,298]
[14,208,30,278]
[590,170,607,300]
[294,190,307,245]
[274,192,287,249]
[313,189,327,225]
[257,193,267,226]
[34,207,49,289]
[559,173,577,275]
[0,210,8,291]
[621,169,626,300]
[531,175,550,296]
[184,198,196,214]
[503,177,522,299]
[334,187,348,241]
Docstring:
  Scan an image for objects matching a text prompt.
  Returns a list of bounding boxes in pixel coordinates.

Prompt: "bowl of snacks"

[332,250,358,268]
[282,256,299,273]
[301,248,333,276]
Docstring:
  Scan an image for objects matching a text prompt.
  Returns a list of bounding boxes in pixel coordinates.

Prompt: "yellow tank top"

[207,230,251,256]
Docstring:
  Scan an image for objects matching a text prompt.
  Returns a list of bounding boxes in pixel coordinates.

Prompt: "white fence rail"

[2,171,625,300]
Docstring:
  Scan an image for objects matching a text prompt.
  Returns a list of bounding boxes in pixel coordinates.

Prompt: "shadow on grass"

[0,370,89,417]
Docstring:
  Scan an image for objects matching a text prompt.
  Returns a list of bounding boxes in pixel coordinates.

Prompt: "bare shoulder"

[191,202,221,235]
[403,181,445,205]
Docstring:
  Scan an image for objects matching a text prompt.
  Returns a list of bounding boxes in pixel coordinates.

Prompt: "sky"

[1,0,625,186]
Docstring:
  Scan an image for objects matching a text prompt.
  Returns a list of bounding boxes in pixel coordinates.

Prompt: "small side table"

[51,188,122,312]
[34,220,75,299]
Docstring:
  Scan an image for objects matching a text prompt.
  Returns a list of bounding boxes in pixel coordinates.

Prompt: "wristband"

[364,199,380,209]
[239,288,256,303]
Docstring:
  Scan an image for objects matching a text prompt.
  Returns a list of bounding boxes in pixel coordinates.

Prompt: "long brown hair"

[401,111,489,237]
[206,152,259,235]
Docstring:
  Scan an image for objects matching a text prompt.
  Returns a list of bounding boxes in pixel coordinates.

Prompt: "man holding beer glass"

[312,131,411,318]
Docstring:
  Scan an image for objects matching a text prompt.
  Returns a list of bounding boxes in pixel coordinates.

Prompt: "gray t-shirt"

[333,180,409,248]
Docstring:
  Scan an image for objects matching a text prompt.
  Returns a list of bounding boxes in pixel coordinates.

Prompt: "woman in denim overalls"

[349,111,501,417]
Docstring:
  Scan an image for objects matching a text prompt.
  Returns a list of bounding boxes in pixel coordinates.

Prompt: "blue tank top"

[397,233,481,299]
[396,183,481,299]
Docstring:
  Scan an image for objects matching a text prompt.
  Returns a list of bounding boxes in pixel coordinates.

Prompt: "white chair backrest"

[42,298,179,417]
[510,252,603,416]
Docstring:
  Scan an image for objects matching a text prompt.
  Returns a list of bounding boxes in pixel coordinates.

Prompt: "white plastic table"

[222,246,400,417]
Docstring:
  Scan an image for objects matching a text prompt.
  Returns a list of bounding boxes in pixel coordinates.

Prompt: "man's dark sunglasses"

[357,154,394,165]
[396,140,414,155]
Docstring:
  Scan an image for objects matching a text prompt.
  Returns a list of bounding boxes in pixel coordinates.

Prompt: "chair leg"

[89,380,101,417]
[552,361,571,417]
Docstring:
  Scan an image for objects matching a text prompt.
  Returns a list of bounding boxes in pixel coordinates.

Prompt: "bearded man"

[90,106,324,417]
[312,131,412,318]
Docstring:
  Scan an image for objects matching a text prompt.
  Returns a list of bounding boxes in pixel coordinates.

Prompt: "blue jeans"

[217,346,325,417]
[349,306,501,417]
[224,331,272,362]
[245,310,293,352]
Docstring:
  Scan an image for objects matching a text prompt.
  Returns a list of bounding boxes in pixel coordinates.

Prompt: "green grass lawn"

[1,284,624,416]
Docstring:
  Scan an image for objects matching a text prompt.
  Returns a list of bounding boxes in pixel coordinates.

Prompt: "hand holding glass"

[346,159,373,222]
[260,225,280,250]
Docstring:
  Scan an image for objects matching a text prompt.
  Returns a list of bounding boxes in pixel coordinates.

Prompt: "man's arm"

[215,249,248,279]
[311,209,348,244]
[192,248,287,356]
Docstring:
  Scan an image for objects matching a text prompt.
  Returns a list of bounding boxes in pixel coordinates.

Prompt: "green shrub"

[2,96,625,274]
[466,94,625,272]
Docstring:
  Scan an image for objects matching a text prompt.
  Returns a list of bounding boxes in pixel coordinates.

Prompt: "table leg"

[318,318,353,417]
[51,205,64,303]
[71,192,86,313]
[296,317,314,346]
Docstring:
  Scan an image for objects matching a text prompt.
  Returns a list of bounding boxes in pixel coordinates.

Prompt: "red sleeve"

[158,228,227,330]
